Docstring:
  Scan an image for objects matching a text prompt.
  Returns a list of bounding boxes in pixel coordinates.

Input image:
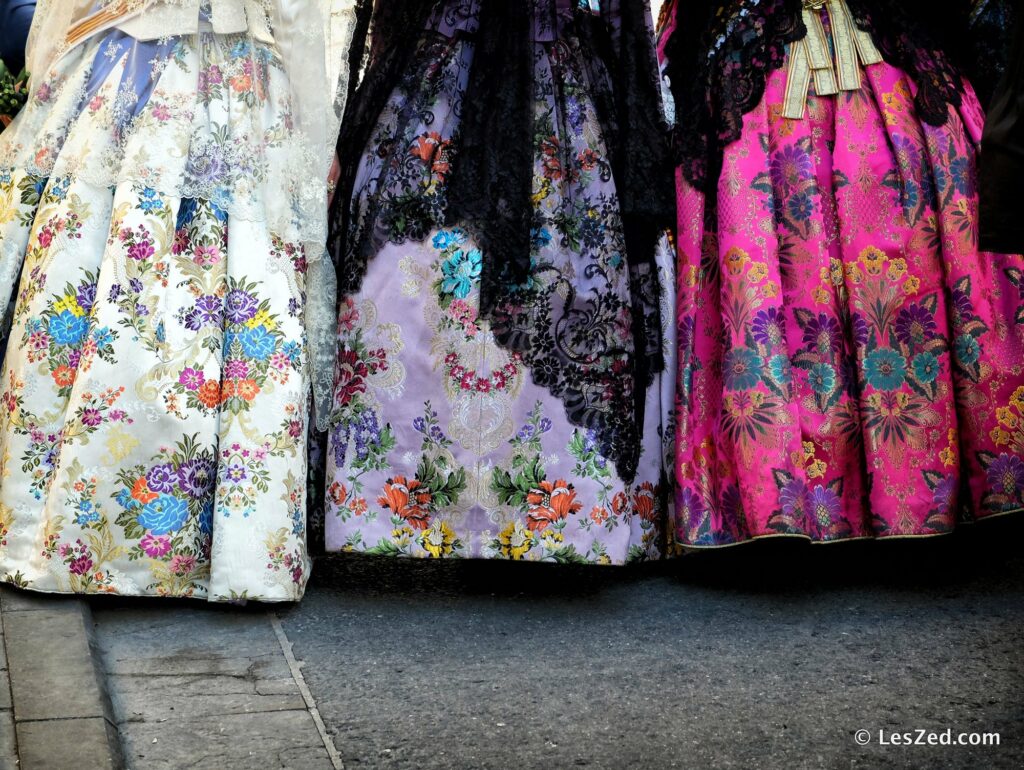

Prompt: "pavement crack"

[269,612,344,770]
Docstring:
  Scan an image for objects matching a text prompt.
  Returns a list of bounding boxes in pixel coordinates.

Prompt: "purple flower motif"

[950,286,973,326]
[135,303,150,317]
[538,417,553,434]
[179,368,205,391]
[809,484,842,529]
[769,144,814,191]
[721,485,744,523]
[224,289,258,323]
[225,464,247,483]
[68,349,81,369]
[184,309,204,331]
[894,303,937,347]
[224,360,249,379]
[932,475,957,511]
[517,424,536,441]
[678,317,696,352]
[412,416,426,433]
[178,458,216,498]
[146,463,178,494]
[196,295,222,324]
[108,285,123,301]
[76,283,97,312]
[851,314,869,348]
[779,478,808,518]
[129,278,144,294]
[986,454,1024,498]
[139,533,172,558]
[186,142,227,188]
[802,313,843,355]
[81,408,102,427]
[127,241,155,261]
[678,487,706,527]
[751,307,786,347]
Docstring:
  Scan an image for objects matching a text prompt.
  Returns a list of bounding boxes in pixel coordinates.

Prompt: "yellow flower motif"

[685,264,698,287]
[105,426,140,463]
[1010,387,1024,410]
[828,260,844,287]
[807,459,827,479]
[419,519,457,558]
[724,246,750,276]
[802,441,816,460]
[542,530,565,545]
[498,520,534,560]
[812,286,831,305]
[748,262,769,283]
[903,275,921,295]
[762,281,779,298]
[53,293,85,318]
[887,258,907,281]
[245,308,276,331]
[845,263,864,284]
[391,526,414,547]
[859,246,886,275]
[997,407,1019,429]
[990,427,1011,448]
[598,554,612,565]
[939,446,957,467]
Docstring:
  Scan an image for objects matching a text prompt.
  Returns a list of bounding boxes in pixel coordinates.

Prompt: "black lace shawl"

[328,0,674,480]
[662,0,1004,192]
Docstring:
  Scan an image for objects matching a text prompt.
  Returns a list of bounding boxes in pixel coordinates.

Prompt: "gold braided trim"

[782,0,884,120]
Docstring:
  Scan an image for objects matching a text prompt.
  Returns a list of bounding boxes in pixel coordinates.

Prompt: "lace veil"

[12,0,364,429]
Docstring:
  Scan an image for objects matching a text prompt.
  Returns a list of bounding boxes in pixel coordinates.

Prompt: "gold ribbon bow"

[783,0,884,119]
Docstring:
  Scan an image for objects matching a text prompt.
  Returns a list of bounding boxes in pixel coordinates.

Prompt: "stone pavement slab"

[0,586,120,770]
[91,602,339,770]
[280,518,1024,770]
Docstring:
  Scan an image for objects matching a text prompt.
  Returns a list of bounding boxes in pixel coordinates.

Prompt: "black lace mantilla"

[663,0,988,192]
[328,0,674,481]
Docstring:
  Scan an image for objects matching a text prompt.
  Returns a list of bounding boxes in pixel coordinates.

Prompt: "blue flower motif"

[768,354,792,385]
[531,227,552,248]
[138,187,164,213]
[723,348,763,390]
[240,326,275,360]
[808,362,837,395]
[432,229,465,250]
[48,311,88,345]
[786,192,815,223]
[950,157,974,196]
[116,489,138,510]
[441,248,482,299]
[92,326,114,348]
[198,501,214,536]
[282,341,302,364]
[912,352,940,383]
[863,348,907,391]
[137,494,189,535]
[954,333,980,365]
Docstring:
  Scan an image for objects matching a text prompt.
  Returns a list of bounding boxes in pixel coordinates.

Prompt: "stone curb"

[0,587,123,770]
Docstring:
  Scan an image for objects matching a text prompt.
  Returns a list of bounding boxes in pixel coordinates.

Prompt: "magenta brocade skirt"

[671,60,1024,546]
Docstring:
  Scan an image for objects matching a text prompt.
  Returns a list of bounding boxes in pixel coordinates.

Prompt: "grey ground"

[69,515,1023,770]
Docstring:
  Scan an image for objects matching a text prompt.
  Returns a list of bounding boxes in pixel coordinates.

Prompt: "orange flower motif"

[197,380,221,409]
[611,491,630,517]
[237,379,260,401]
[229,74,252,93]
[526,480,582,531]
[377,476,432,530]
[328,481,348,506]
[131,477,158,504]
[410,132,442,161]
[632,481,658,522]
[52,365,76,388]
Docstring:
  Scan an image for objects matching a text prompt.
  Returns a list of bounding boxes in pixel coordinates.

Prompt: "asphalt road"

[279,516,1024,770]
